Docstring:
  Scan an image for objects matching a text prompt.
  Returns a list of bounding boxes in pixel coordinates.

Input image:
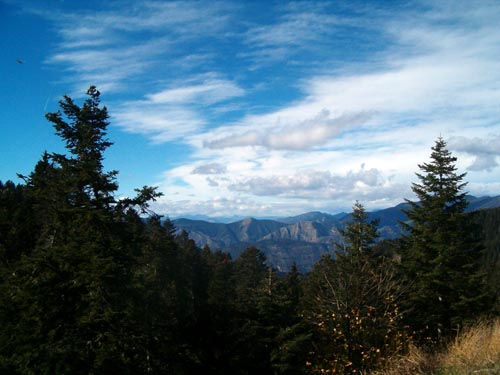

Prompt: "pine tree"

[233,246,268,316]
[400,136,490,342]
[0,87,162,373]
[230,247,270,373]
[46,86,118,209]
[470,207,500,312]
[0,180,37,266]
[303,202,407,374]
[197,248,236,374]
[271,263,312,375]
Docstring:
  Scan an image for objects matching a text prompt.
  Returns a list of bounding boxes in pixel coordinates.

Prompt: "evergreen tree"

[230,247,271,373]
[470,207,500,312]
[271,263,312,375]
[338,201,379,259]
[197,247,236,374]
[303,202,407,374]
[400,136,490,342]
[0,87,161,374]
[283,262,302,315]
[233,246,268,315]
[0,180,37,266]
[132,215,186,374]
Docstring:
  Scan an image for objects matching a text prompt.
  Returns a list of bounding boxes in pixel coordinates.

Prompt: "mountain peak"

[172,195,500,271]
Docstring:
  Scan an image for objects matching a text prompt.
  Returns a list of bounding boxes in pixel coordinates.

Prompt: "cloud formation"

[113,77,244,142]
[227,165,390,198]
[192,163,227,175]
[147,79,244,105]
[450,135,500,172]
[16,0,500,217]
[243,3,340,65]
[205,110,372,150]
[39,1,235,93]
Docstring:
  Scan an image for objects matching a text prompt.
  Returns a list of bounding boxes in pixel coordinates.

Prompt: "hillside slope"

[173,196,500,271]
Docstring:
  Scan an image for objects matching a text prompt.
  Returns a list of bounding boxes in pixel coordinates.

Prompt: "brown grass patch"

[366,344,438,375]
[367,318,500,375]
[440,319,500,374]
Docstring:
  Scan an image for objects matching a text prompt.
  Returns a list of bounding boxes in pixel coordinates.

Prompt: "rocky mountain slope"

[172,196,500,272]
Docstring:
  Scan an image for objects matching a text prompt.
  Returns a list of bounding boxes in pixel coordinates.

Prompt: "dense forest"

[1,87,499,374]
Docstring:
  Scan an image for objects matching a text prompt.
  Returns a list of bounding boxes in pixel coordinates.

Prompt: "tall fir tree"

[400,136,490,343]
[0,87,162,374]
[303,201,406,374]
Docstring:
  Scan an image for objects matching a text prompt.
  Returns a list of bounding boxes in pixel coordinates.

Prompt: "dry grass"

[439,319,500,375]
[367,344,438,375]
[367,318,500,375]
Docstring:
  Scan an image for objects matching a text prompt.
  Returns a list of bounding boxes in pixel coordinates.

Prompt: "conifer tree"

[271,263,312,375]
[197,248,236,374]
[230,247,270,373]
[400,136,490,342]
[0,180,37,265]
[303,202,406,374]
[0,87,161,374]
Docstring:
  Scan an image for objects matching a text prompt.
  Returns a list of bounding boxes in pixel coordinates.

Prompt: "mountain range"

[172,195,500,272]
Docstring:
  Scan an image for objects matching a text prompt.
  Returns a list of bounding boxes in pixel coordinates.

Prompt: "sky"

[1,0,500,220]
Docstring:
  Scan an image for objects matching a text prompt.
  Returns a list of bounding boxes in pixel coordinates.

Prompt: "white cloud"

[147,79,244,105]
[23,0,500,217]
[227,165,392,198]
[47,38,166,92]
[112,105,204,143]
[206,177,219,187]
[163,1,500,216]
[151,163,410,218]
[246,9,337,48]
[192,163,227,175]
[113,77,244,142]
[38,1,235,93]
[192,0,500,161]
[205,110,372,150]
[449,135,500,172]
[150,195,285,219]
[242,2,353,66]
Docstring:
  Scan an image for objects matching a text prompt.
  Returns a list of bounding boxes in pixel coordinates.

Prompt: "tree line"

[0,87,498,374]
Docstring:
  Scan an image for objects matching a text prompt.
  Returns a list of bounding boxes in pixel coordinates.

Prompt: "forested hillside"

[1,88,499,374]
[173,197,500,271]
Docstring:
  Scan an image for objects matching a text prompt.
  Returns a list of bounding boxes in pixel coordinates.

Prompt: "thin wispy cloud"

[240,1,379,68]
[113,76,244,142]
[48,39,167,92]
[147,79,244,105]
[245,8,336,48]
[4,0,500,218]
[37,1,236,93]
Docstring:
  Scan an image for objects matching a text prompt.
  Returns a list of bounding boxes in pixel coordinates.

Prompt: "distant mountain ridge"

[172,195,500,272]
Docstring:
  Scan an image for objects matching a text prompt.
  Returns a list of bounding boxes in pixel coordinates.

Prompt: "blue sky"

[2,0,500,219]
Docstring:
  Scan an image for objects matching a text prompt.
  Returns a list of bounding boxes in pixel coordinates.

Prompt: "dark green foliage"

[399,137,491,343]
[229,247,280,374]
[0,180,37,266]
[0,87,161,374]
[0,87,315,374]
[45,86,118,209]
[2,88,499,374]
[196,247,237,374]
[470,207,500,312]
[270,263,313,375]
[302,202,407,374]
[336,201,379,259]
